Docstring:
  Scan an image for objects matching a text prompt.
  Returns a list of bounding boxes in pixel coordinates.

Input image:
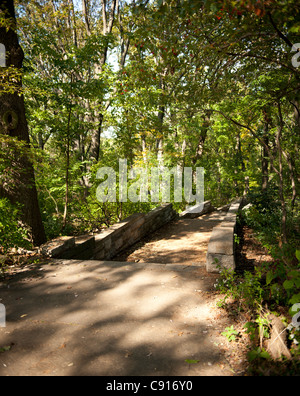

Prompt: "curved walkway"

[0,210,247,376]
[114,211,226,265]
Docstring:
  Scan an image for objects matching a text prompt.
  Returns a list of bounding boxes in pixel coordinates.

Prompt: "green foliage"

[244,188,281,244]
[184,359,200,364]
[0,0,298,377]
[216,247,300,365]
[247,186,281,221]
[2,0,296,254]
[216,267,265,311]
[244,187,300,250]
[0,198,31,253]
[244,322,257,342]
[217,248,300,312]
[248,348,271,363]
[221,325,240,342]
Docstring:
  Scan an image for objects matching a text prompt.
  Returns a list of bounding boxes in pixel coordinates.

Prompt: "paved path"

[0,211,241,376]
[114,211,226,265]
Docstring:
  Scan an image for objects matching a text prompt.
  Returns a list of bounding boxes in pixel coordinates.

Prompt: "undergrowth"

[215,191,300,375]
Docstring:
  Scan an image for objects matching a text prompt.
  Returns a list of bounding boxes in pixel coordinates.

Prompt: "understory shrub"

[0,198,31,253]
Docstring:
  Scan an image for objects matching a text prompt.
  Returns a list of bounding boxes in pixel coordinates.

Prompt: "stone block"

[207,226,234,255]
[60,235,95,260]
[223,213,237,224]
[94,250,106,260]
[206,198,246,273]
[180,200,213,219]
[114,236,124,251]
[76,235,95,248]
[75,248,95,261]
[94,232,112,253]
[129,216,146,231]
[221,221,236,228]
[41,236,75,258]
[206,252,235,273]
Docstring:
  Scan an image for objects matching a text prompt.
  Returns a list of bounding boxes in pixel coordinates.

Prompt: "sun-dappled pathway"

[114,211,227,265]
[0,209,249,376]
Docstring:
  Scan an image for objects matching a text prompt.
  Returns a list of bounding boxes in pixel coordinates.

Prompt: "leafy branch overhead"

[0,0,299,374]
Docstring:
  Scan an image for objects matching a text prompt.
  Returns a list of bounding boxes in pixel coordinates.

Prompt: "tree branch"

[207,108,280,176]
[268,12,294,48]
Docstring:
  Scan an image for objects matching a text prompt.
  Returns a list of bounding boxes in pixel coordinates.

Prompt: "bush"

[216,249,300,364]
[244,185,299,251]
[244,186,281,242]
[0,198,31,253]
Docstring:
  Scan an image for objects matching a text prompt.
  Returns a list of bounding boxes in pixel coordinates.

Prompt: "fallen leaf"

[0,346,11,353]
[185,359,200,364]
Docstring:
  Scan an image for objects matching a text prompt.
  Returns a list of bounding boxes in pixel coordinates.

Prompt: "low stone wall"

[206,198,245,273]
[179,200,214,219]
[41,235,95,261]
[41,204,177,261]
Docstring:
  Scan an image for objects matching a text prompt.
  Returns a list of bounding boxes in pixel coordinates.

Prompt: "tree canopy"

[0,0,299,246]
[0,0,300,374]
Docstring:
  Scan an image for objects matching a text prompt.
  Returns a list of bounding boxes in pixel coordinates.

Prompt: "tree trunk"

[262,135,269,191]
[88,0,118,162]
[262,109,271,192]
[156,105,165,167]
[0,0,46,246]
[277,102,288,244]
[90,114,103,162]
[62,107,72,231]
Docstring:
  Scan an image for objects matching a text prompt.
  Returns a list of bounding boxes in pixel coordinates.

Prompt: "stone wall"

[206,198,246,273]
[179,200,214,219]
[41,204,177,261]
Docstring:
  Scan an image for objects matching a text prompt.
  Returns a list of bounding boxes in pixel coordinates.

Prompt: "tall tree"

[0,0,46,246]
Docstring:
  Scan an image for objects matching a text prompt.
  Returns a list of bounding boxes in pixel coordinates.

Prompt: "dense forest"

[1,0,299,243]
[0,0,300,373]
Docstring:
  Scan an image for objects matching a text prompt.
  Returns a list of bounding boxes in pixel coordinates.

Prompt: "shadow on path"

[0,259,233,376]
[113,212,226,265]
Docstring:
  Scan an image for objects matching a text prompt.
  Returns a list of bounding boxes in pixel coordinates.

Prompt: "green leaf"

[283,280,294,290]
[296,250,300,262]
[185,359,200,364]
[289,293,300,305]
[295,279,300,288]
[266,270,275,285]
[248,349,260,362]
[222,325,239,342]
[247,348,270,362]
[0,345,11,353]
[259,350,271,360]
